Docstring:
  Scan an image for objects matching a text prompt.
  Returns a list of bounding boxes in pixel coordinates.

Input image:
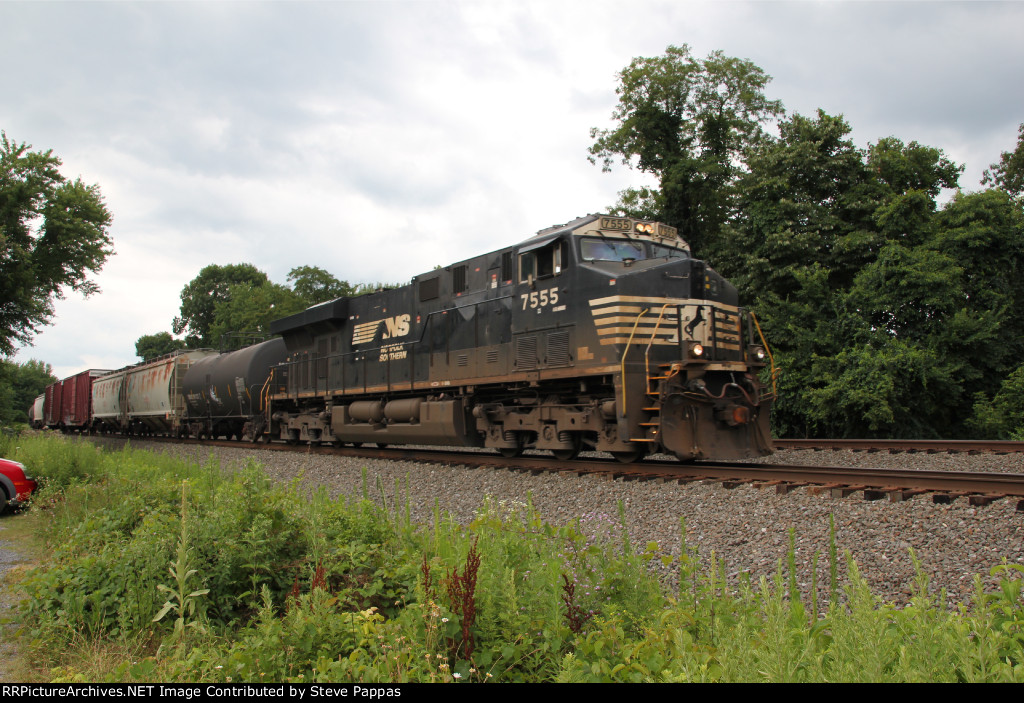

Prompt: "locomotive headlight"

[636,223,654,234]
[750,346,767,362]
[688,342,705,358]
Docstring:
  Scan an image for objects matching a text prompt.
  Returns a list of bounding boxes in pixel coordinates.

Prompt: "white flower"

[453,673,461,679]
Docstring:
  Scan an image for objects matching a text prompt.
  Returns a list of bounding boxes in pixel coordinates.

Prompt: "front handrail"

[618,307,649,417]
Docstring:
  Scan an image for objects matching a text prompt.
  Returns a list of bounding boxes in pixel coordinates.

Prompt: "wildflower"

[453,673,461,679]
[441,617,449,622]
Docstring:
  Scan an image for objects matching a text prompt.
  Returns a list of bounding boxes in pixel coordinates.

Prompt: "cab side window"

[519,240,566,283]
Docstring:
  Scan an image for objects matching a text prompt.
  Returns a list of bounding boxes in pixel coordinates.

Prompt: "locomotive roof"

[531,213,601,239]
[270,213,688,339]
[269,296,348,337]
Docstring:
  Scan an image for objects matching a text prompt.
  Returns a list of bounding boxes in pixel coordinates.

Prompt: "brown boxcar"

[56,369,111,432]
[43,381,62,429]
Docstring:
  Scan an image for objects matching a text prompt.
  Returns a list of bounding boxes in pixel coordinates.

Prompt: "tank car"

[264,214,774,462]
[92,350,218,435]
[180,338,288,440]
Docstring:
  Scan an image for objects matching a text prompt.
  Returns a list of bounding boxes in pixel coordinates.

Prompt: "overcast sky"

[4,0,1022,379]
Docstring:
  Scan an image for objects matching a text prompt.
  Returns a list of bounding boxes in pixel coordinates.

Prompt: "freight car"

[42,369,111,432]
[181,338,287,440]
[92,350,218,435]
[28,394,45,429]
[262,214,775,462]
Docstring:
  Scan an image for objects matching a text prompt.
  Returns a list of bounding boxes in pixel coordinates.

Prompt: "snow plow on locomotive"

[263,214,775,462]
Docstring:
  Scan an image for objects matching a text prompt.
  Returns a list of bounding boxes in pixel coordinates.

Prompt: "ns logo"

[352,314,412,345]
[383,314,411,339]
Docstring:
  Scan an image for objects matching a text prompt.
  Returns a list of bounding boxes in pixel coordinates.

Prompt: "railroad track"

[92,436,1024,511]
[774,439,1024,454]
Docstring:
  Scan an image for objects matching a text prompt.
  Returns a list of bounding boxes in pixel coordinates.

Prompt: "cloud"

[4,0,1022,376]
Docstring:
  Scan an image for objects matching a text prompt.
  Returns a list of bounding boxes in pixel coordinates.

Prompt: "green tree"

[208,281,303,350]
[589,44,784,255]
[286,265,356,306]
[172,264,269,347]
[712,109,1003,438]
[0,132,114,355]
[969,364,1024,440]
[0,357,56,425]
[717,110,876,298]
[135,331,187,361]
[867,137,962,201]
[982,123,1024,196]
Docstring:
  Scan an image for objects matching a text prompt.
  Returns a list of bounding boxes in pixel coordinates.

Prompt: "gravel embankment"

[129,441,1024,607]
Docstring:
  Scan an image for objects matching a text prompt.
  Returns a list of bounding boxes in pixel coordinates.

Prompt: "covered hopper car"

[92,350,218,435]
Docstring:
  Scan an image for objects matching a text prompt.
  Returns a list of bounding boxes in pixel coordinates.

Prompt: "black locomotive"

[250,214,774,462]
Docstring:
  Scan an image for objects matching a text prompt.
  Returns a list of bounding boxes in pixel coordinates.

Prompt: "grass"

[1,432,1023,683]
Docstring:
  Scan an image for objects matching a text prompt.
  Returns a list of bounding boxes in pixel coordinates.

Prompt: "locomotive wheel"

[499,446,524,458]
[611,449,642,464]
[551,434,582,461]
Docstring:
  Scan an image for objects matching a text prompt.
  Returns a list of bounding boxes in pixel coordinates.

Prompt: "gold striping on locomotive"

[589,295,742,348]
[352,320,381,345]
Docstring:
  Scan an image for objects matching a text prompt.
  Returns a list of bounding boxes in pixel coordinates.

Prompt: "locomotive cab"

[518,215,774,461]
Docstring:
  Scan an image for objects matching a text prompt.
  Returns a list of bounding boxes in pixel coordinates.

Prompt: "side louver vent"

[547,331,570,366]
[516,336,538,369]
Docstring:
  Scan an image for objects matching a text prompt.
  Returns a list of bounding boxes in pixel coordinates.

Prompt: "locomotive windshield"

[579,237,688,263]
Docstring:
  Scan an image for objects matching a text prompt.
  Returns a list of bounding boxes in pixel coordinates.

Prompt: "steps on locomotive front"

[632,372,665,443]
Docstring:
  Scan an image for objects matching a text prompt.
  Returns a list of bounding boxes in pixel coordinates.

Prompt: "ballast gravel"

[131,441,1024,607]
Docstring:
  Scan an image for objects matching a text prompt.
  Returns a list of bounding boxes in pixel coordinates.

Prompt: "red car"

[0,458,38,513]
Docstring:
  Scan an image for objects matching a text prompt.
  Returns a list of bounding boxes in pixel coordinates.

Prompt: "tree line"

[135,263,381,360]
[591,44,1024,440]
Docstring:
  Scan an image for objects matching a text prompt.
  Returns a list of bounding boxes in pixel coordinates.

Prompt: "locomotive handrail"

[619,307,649,417]
[749,311,778,397]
